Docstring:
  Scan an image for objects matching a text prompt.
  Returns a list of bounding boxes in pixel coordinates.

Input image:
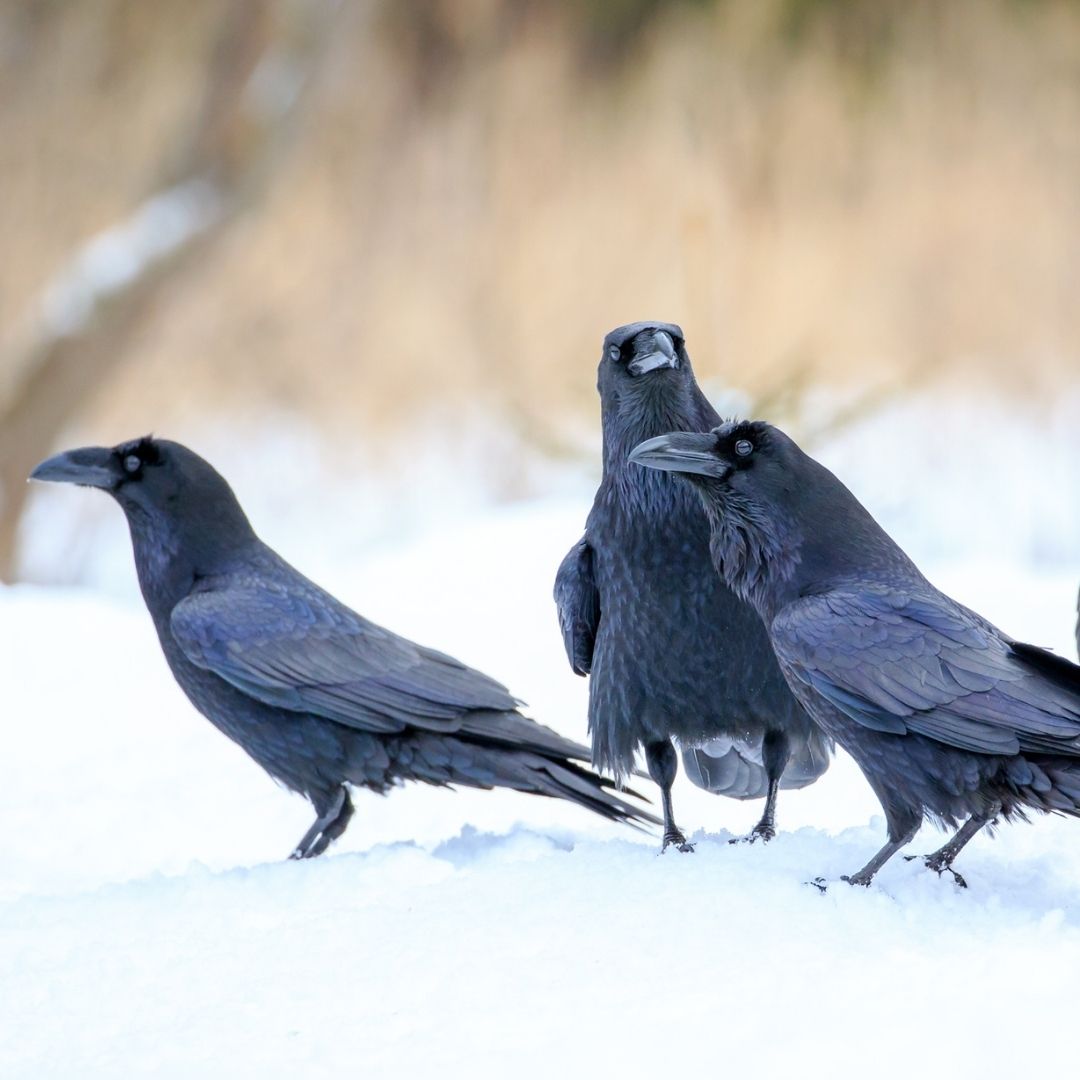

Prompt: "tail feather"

[410,713,661,831]
[682,727,832,801]
[522,754,662,830]
[1012,640,1080,697]
[462,709,593,763]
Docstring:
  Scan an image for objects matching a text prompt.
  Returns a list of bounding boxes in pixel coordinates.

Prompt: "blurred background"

[2,0,1079,586]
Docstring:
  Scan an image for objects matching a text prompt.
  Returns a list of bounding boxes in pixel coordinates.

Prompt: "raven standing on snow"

[555,324,830,851]
[632,421,1080,885]
[31,438,658,857]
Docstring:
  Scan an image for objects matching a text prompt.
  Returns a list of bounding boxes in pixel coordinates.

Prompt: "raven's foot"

[728,821,776,845]
[807,874,872,892]
[833,825,919,889]
[289,786,354,860]
[904,853,968,888]
[839,871,875,888]
[289,834,336,860]
[660,828,695,854]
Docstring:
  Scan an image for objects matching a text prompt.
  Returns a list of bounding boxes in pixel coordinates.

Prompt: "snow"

[3,398,1080,1077]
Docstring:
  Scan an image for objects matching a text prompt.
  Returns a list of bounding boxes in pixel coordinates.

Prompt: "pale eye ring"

[734,439,754,458]
[123,454,141,474]
[607,345,620,361]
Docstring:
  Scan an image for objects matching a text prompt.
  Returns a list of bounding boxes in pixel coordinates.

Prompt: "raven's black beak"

[628,329,679,376]
[628,432,730,479]
[29,446,118,490]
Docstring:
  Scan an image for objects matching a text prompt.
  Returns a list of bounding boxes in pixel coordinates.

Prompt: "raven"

[555,323,830,851]
[31,437,658,858]
[632,420,1080,885]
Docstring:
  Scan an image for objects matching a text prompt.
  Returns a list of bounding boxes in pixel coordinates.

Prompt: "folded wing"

[170,566,531,740]
[553,537,601,677]
[773,583,1080,757]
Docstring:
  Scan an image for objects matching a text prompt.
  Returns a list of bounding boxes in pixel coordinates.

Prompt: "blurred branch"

[0,0,339,582]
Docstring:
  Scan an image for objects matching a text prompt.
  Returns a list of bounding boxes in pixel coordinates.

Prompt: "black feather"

[645,418,1080,881]
[34,437,659,858]
[554,324,831,844]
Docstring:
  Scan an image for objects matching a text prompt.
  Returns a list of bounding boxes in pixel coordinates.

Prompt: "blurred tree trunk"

[0,0,337,581]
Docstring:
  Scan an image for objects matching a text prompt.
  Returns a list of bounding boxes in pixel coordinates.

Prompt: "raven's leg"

[289,785,355,860]
[730,729,791,845]
[841,822,920,887]
[645,739,694,853]
[905,812,992,888]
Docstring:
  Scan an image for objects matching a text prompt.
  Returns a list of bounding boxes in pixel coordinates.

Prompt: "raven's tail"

[406,712,661,831]
[682,726,833,800]
[1011,640,1080,697]
[492,750,662,829]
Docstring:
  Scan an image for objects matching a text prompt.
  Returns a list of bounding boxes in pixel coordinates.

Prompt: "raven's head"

[628,420,785,490]
[31,437,255,587]
[598,321,687,396]
[629,420,886,616]
[596,322,714,478]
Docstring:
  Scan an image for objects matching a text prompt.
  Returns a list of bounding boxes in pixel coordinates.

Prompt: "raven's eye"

[607,345,620,362]
[734,439,754,458]
[123,454,142,475]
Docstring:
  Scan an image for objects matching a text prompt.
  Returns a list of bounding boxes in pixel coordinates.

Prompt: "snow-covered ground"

[3,394,1079,1077]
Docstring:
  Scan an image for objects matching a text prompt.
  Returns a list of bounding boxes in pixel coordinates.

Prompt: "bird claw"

[839,872,873,888]
[940,867,968,888]
[660,830,695,854]
[728,823,776,845]
[807,874,873,891]
[903,853,968,888]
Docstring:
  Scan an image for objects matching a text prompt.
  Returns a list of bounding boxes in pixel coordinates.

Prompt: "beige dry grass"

[3,0,1080,452]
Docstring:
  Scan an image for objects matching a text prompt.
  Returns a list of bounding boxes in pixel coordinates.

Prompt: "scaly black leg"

[841,823,920,887]
[290,785,355,859]
[729,730,790,845]
[645,739,694,853]
[903,811,992,888]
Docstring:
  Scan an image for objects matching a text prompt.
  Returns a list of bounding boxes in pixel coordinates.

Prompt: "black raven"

[555,323,830,851]
[631,420,1080,885]
[31,437,658,858]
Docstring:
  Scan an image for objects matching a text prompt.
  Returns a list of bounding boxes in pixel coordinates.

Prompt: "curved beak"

[29,446,118,490]
[628,431,730,479]
[627,329,679,376]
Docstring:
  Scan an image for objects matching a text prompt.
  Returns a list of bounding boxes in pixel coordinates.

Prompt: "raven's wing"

[772,583,1080,756]
[554,538,600,676]
[170,569,524,737]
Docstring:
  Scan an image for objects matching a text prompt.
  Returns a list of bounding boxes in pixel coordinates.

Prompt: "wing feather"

[553,538,601,676]
[773,583,1080,757]
[170,565,521,737]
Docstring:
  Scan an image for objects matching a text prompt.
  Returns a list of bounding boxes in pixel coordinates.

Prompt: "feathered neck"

[600,373,716,515]
[121,498,258,618]
[695,485,800,623]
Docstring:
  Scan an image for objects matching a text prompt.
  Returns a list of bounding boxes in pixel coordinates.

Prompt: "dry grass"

[3,0,1080,451]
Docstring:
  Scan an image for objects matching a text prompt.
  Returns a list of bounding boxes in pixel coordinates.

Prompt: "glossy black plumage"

[555,324,830,849]
[30,438,658,858]
[631,420,1080,884]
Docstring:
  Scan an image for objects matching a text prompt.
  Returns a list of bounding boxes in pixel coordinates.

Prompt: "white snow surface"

[4,397,1080,1077]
